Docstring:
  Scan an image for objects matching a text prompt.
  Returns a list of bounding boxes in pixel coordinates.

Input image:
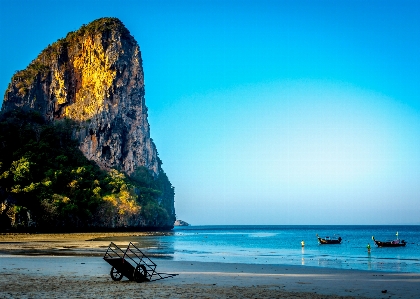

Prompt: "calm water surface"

[96,225,420,273]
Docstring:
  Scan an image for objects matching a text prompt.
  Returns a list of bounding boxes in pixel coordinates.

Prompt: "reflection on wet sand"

[301,247,305,265]
[91,234,176,259]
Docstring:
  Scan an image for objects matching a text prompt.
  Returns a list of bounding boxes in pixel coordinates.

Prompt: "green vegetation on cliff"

[0,109,175,231]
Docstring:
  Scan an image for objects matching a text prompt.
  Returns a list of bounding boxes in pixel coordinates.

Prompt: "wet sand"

[0,232,166,256]
[1,233,419,299]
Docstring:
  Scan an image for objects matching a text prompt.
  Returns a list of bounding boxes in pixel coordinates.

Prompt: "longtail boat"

[372,232,407,247]
[316,234,342,244]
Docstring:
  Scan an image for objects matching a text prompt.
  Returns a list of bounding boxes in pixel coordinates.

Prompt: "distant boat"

[372,232,407,247]
[316,234,342,244]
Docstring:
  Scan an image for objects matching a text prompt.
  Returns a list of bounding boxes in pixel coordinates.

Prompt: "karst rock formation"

[2,18,159,176]
[1,18,176,229]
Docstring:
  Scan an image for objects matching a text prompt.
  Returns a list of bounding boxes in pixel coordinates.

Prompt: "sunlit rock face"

[2,18,159,176]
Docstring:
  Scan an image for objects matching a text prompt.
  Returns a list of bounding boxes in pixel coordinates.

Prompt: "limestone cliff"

[2,18,158,176]
[0,18,175,230]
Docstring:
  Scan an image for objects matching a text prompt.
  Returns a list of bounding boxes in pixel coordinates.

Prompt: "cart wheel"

[110,266,123,281]
[133,265,149,283]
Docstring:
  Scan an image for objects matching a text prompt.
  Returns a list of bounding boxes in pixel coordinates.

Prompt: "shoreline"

[1,233,420,298]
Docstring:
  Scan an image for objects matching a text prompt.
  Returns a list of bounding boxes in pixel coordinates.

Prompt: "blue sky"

[1,0,419,225]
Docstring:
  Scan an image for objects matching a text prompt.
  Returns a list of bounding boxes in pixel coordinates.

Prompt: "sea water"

[99,225,420,273]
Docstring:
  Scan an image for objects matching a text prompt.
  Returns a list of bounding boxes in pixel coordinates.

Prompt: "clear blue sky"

[1,0,419,225]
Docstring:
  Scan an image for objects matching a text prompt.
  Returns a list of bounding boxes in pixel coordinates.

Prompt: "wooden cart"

[103,242,177,282]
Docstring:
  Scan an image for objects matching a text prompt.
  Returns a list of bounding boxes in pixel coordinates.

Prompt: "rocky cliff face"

[2,18,158,176]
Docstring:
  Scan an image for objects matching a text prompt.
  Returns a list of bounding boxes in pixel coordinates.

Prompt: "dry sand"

[1,232,419,299]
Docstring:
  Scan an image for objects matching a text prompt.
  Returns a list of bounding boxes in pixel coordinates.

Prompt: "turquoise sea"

[100,225,420,273]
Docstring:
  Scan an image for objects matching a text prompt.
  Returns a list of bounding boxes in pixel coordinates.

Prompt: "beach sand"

[1,233,419,299]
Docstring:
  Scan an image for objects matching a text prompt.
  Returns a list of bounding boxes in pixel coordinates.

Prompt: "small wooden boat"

[372,232,407,247]
[316,234,342,244]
